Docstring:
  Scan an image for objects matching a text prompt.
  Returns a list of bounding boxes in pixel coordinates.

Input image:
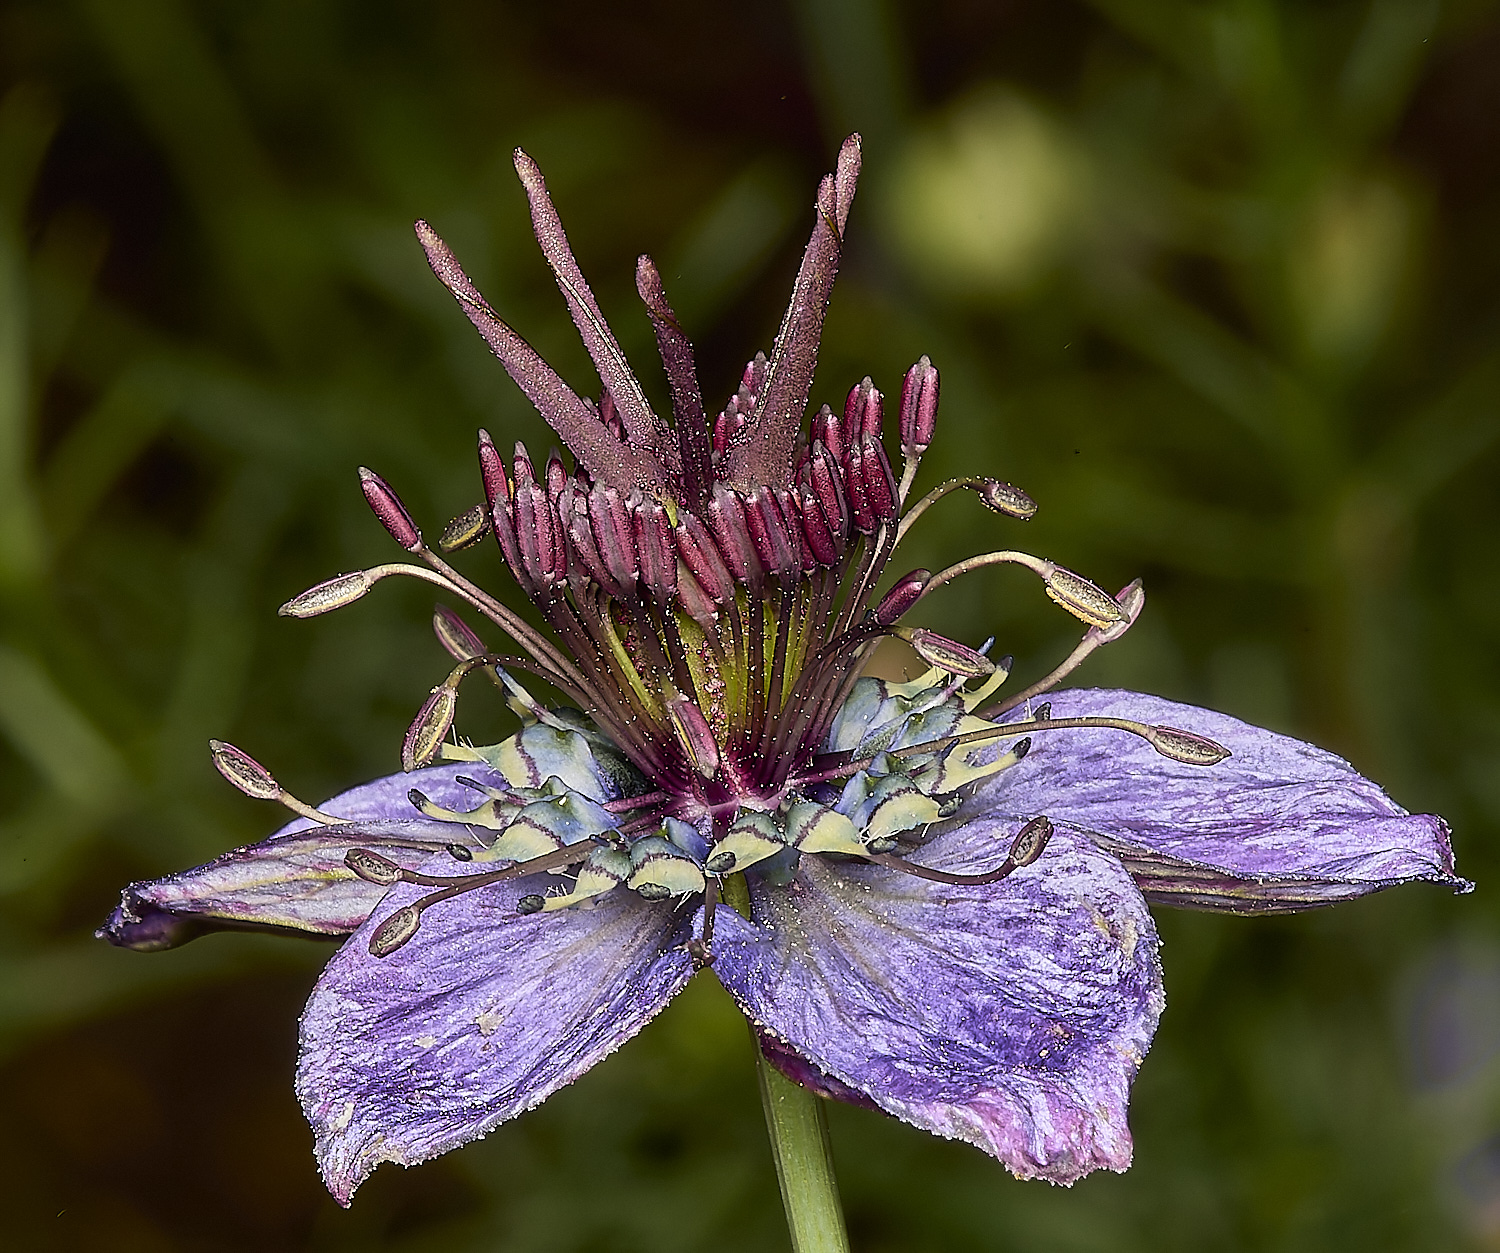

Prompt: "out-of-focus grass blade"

[0,84,59,592]
[665,161,800,328]
[40,360,182,550]
[0,645,131,806]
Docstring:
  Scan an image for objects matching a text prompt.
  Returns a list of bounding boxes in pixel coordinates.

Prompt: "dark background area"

[2,0,1499,1249]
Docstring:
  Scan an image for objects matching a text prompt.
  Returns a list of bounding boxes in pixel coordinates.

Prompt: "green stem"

[723,875,851,1253]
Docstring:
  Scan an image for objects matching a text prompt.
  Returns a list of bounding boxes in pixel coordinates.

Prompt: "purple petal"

[297,879,698,1204]
[712,823,1164,1184]
[272,761,509,836]
[99,764,505,950]
[986,688,1469,912]
[97,820,479,951]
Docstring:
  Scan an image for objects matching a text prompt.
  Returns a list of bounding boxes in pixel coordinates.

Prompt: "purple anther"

[633,499,677,604]
[845,441,876,533]
[512,441,537,491]
[706,483,763,585]
[812,404,847,464]
[674,513,734,604]
[358,467,422,553]
[545,450,568,502]
[556,480,606,592]
[478,433,530,593]
[798,485,840,566]
[844,377,884,443]
[804,442,850,550]
[513,472,563,589]
[674,566,720,631]
[779,488,817,573]
[744,487,799,582]
[587,482,639,592]
[476,429,508,514]
[665,694,721,779]
[432,604,486,661]
[859,436,899,523]
[898,356,940,457]
[873,568,931,626]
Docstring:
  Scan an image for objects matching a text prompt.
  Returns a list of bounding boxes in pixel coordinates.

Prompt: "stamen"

[798,710,1230,791]
[359,467,423,552]
[369,905,422,956]
[873,570,930,626]
[364,838,600,956]
[892,627,994,677]
[438,502,490,552]
[278,563,459,618]
[986,579,1146,717]
[402,684,458,772]
[666,693,721,779]
[345,848,403,885]
[894,477,1038,545]
[867,816,1053,886]
[208,739,343,825]
[920,551,1127,629]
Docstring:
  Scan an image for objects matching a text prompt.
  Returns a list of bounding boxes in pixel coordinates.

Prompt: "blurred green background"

[2,0,1498,1249]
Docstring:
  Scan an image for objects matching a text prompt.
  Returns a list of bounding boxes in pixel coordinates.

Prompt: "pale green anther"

[539,846,632,911]
[627,836,706,900]
[707,811,786,875]
[915,720,1028,793]
[863,775,944,844]
[410,791,518,831]
[495,725,613,798]
[961,662,1011,712]
[784,802,867,856]
[489,814,568,862]
[1044,566,1128,629]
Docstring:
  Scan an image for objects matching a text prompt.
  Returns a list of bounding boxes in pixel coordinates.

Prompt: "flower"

[100,135,1468,1204]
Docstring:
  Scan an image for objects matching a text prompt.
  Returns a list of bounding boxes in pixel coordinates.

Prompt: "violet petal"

[98,764,511,950]
[984,688,1469,911]
[712,823,1164,1184]
[97,819,480,951]
[271,762,511,836]
[297,879,698,1204]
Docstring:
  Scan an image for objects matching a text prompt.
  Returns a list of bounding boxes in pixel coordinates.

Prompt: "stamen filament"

[894,477,992,544]
[866,850,1018,885]
[795,712,1229,790]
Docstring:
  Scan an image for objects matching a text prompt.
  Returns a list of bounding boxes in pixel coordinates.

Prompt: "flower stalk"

[725,873,850,1253]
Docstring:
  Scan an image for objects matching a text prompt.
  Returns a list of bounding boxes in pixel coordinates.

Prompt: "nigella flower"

[101,135,1467,1204]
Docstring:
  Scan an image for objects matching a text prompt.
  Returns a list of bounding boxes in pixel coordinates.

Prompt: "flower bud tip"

[359,467,423,552]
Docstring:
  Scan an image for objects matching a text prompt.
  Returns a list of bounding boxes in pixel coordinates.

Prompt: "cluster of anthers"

[218,133,1228,968]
